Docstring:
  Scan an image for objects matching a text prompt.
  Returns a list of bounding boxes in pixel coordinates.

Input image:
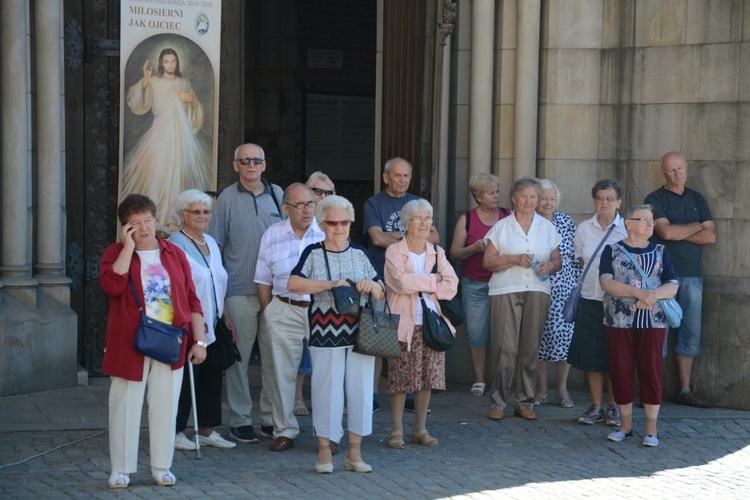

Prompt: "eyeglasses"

[311,187,334,197]
[235,157,265,165]
[323,220,351,228]
[410,217,433,224]
[627,217,655,224]
[595,195,618,203]
[285,201,316,210]
[183,209,212,216]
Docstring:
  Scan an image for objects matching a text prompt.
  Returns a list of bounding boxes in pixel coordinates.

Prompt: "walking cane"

[187,362,202,460]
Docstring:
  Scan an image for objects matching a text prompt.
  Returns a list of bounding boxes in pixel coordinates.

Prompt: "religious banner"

[119,0,221,232]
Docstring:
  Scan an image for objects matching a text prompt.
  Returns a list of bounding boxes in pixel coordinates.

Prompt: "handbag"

[185,232,240,370]
[562,223,617,323]
[612,243,683,328]
[129,278,185,365]
[419,292,455,352]
[354,285,402,359]
[322,242,361,317]
[429,244,464,326]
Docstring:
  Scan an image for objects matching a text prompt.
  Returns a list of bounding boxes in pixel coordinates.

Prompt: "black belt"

[277,296,311,307]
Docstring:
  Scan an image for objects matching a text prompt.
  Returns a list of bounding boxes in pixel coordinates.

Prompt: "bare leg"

[587,371,604,407]
[618,403,633,433]
[606,376,616,406]
[390,393,406,435]
[347,432,363,462]
[317,437,332,465]
[373,357,383,395]
[556,361,571,399]
[198,426,213,437]
[676,354,694,392]
[643,403,661,436]
[536,361,548,398]
[412,388,432,435]
[469,346,487,384]
[295,373,305,401]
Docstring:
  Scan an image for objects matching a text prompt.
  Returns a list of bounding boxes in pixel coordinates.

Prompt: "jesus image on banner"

[122,45,212,230]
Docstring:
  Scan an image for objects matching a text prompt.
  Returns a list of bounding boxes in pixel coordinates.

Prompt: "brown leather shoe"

[675,390,711,408]
[514,408,538,420]
[270,436,295,451]
[329,441,339,455]
[488,409,505,420]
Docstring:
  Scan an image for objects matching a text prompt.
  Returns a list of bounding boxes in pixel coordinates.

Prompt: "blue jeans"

[462,277,490,348]
[663,277,703,358]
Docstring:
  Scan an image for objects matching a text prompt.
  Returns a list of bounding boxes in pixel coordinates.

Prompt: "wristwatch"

[195,340,208,348]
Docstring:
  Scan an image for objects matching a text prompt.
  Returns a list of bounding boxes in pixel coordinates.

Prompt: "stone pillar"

[0,0,37,306]
[469,0,494,177]
[34,0,70,304]
[513,0,541,180]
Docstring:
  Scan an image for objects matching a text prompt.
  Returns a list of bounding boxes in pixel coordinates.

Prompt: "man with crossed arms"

[255,183,325,451]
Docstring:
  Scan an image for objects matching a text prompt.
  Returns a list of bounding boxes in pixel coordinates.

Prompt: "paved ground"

[1,364,750,499]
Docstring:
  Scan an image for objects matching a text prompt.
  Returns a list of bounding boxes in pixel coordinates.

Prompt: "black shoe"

[404,398,431,414]
[260,425,274,439]
[372,400,381,414]
[228,425,259,443]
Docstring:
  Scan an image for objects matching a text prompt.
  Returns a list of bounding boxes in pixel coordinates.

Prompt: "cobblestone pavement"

[1,372,749,498]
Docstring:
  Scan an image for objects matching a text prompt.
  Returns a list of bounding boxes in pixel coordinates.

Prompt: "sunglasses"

[183,209,212,216]
[311,187,334,197]
[323,220,352,228]
[235,157,265,165]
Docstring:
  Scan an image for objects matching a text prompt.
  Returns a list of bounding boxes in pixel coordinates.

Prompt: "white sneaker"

[174,432,197,451]
[199,431,237,449]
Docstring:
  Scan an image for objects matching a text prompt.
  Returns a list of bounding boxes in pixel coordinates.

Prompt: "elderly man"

[363,157,439,412]
[645,151,716,408]
[254,183,325,451]
[208,143,284,443]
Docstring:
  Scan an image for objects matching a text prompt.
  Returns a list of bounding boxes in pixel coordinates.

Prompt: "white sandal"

[470,383,486,397]
[152,468,176,486]
[108,471,130,489]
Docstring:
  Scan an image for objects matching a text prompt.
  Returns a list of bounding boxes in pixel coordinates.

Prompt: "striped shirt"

[573,213,627,301]
[207,179,285,297]
[254,218,325,300]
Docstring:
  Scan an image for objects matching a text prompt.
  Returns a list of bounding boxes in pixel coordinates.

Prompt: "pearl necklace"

[181,229,207,246]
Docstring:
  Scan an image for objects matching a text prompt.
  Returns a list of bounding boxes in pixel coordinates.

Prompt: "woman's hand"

[517,254,534,268]
[634,299,653,311]
[471,238,488,253]
[331,279,350,289]
[121,222,136,251]
[187,344,206,364]
[355,278,376,294]
[637,289,658,308]
[223,315,237,343]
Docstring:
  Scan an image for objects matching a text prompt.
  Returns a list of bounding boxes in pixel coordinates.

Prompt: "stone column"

[513,0,541,180]
[469,0,494,176]
[34,0,70,304]
[0,0,37,306]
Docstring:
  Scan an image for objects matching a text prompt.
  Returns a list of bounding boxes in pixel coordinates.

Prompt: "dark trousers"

[176,359,223,432]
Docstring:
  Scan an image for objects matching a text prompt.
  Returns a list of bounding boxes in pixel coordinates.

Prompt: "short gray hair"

[234,142,265,160]
[305,171,336,192]
[537,178,561,204]
[400,199,433,229]
[509,177,542,206]
[172,189,213,222]
[468,173,500,203]
[316,194,355,222]
[625,204,653,219]
[384,157,413,174]
[282,182,313,204]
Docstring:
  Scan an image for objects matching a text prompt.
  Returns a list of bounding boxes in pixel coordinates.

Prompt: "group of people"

[100,145,714,488]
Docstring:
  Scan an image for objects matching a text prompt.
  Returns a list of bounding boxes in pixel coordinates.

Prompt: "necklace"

[181,229,207,246]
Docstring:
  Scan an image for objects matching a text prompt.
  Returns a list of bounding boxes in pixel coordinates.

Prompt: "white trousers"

[224,294,272,428]
[108,357,182,473]
[263,297,309,439]
[310,346,374,442]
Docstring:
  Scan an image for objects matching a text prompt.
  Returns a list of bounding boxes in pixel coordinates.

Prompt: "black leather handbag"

[429,244,464,326]
[419,292,455,352]
[129,278,185,365]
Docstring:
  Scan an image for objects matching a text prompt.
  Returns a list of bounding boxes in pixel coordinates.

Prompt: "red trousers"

[605,327,666,406]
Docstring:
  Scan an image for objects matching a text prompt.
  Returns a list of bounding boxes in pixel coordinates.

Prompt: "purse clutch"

[562,283,582,323]
[419,292,455,352]
[205,318,241,370]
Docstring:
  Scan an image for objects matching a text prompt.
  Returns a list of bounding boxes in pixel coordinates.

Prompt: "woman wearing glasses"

[600,205,678,447]
[383,199,458,449]
[288,195,384,474]
[292,171,338,418]
[168,189,238,451]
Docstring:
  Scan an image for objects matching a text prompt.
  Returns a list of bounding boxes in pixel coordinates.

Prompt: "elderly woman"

[168,189,237,451]
[293,171,338,417]
[288,195,384,474]
[483,177,561,421]
[100,194,205,488]
[567,178,628,426]
[600,205,678,447]
[384,199,458,448]
[534,179,580,408]
[450,173,511,397]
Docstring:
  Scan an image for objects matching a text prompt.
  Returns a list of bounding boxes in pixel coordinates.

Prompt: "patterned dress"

[537,211,580,361]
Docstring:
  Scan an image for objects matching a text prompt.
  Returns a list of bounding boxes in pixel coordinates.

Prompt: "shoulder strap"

[128,276,144,312]
[612,242,653,290]
[321,242,333,281]
[500,206,510,217]
[579,223,618,284]
[431,243,439,273]
[184,231,220,316]
[464,210,471,232]
[268,184,281,214]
